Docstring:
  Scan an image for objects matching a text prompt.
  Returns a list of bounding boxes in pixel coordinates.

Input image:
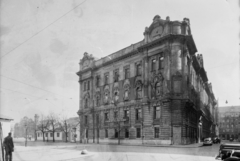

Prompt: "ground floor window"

[125,129,129,138]
[50,133,53,137]
[38,133,40,137]
[105,129,108,138]
[46,133,48,137]
[136,128,141,138]
[86,129,88,138]
[115,129,118,138]
[57,133,60,137]
[154,127,159,138]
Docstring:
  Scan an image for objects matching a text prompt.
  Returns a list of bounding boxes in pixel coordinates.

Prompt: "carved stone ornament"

[80,52,94,67]
[151,73,164,98]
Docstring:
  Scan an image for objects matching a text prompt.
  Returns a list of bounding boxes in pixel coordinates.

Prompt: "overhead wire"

[0,0,87,60]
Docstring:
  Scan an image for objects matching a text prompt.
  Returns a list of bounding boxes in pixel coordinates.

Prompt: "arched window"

[152,59,156,71]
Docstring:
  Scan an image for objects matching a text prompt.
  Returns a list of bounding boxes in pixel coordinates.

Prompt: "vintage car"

[203,137,213,146]
[216,144,240,161]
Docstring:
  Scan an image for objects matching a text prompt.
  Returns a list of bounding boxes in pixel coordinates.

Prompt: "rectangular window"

[84,82,87,91]
[124,110,129,119]
[154,127,159,138]
[104,113,109,121]
[154,107,160,119]
[87,81,90,90]
[96,114,99,125]
[136,87,142,99]
[86,129,88,138]
[125,129,129,138]
[46,133,48,137]
[159,55,164,69]
[96,75,100,87]
[114,111,118,119]
[115,129,118,138]
[136,64,142,76]
[136,128,141,138]
[104,73,109,84]
[50,133,53,137]
[84,115,88,125]
[105,129,108,138]
[38,133,40,137]
[152,59,156,71]
[136,109,142,120]
[114,69,119,82]
[125,67,130,79]
[57,133,60,137]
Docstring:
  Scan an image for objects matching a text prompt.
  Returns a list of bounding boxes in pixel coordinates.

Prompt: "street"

[9,138,229,161]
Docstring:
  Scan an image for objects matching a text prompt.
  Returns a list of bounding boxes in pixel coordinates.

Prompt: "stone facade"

[76,15,217,145]
[218,106,240,140]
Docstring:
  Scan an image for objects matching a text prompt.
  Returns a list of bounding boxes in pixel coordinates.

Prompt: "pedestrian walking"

[3,132,14,161]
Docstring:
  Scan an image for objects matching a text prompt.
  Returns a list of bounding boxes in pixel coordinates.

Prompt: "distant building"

[77,15,217,145]
[36,117,80,142]
[218,106,240,140]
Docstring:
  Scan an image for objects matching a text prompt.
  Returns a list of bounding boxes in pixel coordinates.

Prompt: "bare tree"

[59,116,71,142]
[37,114,49,142]
[47,112,59,142]
[112,114,127,145]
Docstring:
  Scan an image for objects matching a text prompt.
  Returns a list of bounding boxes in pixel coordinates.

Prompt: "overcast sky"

[0,0,239,123]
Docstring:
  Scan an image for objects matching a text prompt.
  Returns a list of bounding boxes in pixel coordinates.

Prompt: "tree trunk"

[53,131,55,142]
[42,132,45,142]
[65,132,68,142]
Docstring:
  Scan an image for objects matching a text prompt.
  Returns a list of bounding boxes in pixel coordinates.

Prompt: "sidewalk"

[78,142,203,148]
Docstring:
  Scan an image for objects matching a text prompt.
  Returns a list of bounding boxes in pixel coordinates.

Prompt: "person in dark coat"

[3,132,14,161]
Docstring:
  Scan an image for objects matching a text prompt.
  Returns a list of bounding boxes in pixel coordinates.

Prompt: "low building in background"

[218,106,240,140]
[76,15,218,145]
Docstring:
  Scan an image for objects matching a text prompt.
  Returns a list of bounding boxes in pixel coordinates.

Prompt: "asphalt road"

[11,139,235,161]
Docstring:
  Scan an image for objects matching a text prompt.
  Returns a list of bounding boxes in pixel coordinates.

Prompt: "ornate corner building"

[76,15,217,145]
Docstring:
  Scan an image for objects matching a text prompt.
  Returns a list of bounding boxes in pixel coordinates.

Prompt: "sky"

[0,0,239,123]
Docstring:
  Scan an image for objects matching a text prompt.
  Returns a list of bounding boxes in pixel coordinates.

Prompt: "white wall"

[1,122,11,138]
[36,131,63,141]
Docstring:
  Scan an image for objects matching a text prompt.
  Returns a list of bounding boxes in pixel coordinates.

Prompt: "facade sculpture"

[77,15,217,145]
